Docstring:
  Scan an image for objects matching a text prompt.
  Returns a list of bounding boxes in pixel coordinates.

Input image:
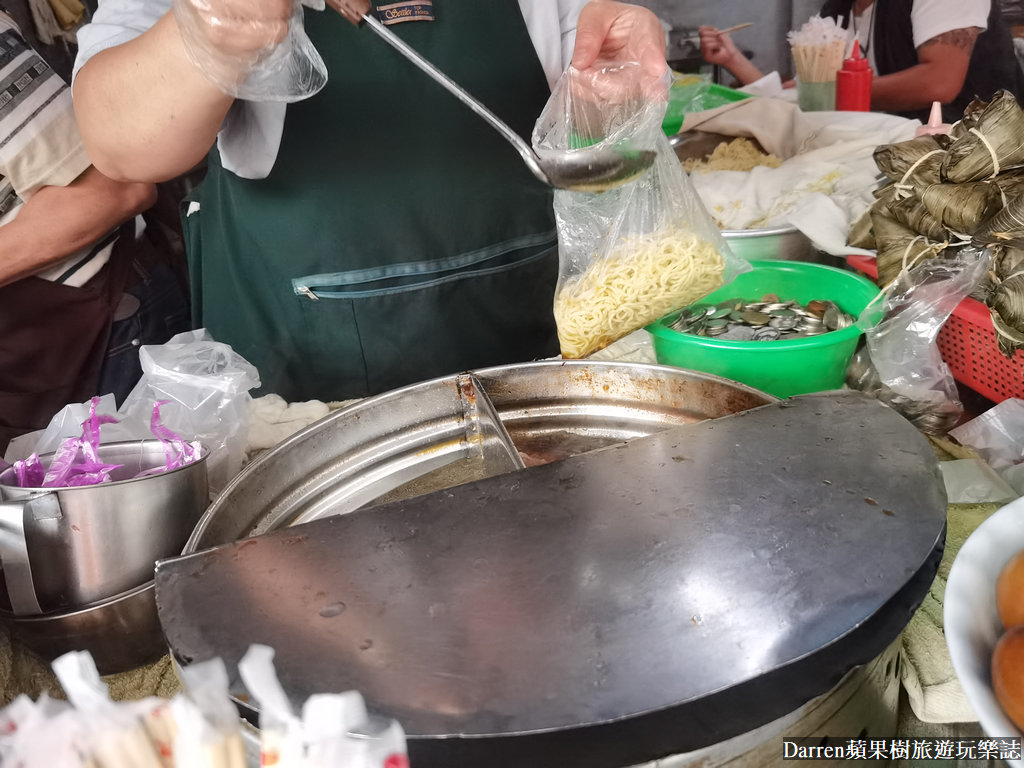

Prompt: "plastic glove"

[172,0,328,101]
[571,1,668,89]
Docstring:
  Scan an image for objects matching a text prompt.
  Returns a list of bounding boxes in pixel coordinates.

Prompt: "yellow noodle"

[554,228,726,358]
[682,138,783,174]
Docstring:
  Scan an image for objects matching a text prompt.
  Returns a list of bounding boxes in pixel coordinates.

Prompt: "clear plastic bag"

[847,247,990,434]
[118,329,261,495]
[535,61,746,359]
[172,0,328,102]
[950,398,1024,471]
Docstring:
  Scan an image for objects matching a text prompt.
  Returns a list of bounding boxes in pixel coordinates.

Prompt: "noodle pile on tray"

[554,229,726,359]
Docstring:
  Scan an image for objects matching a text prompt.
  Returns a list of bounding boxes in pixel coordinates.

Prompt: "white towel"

[246,394,330,453]
[680,99,919,256]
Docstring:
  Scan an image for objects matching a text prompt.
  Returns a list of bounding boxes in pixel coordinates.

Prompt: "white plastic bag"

[950,398,1024,471]
[118,329,261,494]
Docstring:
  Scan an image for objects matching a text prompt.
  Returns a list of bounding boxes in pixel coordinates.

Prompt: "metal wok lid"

[184,361,776,549]
[157,365,945,767]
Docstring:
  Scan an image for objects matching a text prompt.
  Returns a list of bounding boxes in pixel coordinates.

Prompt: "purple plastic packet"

[12,455,45,488]
[62,468,121,486]
[41,439,85,488]
[149,400,200,472]
[78,397,120,465]
[41,398,124,487]
[17,397,200,488]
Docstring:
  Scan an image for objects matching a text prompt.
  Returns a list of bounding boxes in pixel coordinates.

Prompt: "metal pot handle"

[0,494,61,616]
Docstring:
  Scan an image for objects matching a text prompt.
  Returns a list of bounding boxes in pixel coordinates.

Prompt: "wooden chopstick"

[680,22,754,43]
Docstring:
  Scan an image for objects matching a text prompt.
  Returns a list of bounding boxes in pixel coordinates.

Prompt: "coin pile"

[667,294,855,341]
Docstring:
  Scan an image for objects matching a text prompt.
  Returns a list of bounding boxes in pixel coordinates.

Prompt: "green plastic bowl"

[646,260,881,398]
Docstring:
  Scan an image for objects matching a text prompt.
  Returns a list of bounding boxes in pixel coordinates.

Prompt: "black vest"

[819,0,1024,122]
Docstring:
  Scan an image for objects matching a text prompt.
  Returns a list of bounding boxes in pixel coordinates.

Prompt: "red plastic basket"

[846,254,1024,404]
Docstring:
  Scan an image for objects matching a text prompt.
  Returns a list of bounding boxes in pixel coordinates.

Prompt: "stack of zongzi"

[855,90,1024,356]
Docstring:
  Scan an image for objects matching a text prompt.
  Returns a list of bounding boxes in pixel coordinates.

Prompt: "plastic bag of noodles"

[534,61,748,359]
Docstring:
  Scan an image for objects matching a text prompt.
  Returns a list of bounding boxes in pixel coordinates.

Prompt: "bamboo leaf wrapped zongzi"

[874,135,947,186]
[876,185,949,241]
[920,182,1003,235]
[974,193,1024,247]
[872,206,947,288]
[942,91,1024,183]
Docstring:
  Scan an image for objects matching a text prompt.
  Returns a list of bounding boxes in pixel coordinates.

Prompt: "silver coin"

[752,327,782,341]
[741,310,771,326]
[770,316,800,331]
[718,325,757,341]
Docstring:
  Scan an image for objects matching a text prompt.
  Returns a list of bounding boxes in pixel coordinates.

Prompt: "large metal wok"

[156,362,945,767]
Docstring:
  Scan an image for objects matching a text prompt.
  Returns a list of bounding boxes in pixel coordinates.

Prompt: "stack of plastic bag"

[239,645,408,768]
[0,647,408,768]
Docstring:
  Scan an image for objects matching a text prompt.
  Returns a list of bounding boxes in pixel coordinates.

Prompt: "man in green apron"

[71,0,667,402]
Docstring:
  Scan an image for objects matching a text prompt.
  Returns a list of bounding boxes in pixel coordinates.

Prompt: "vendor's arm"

[72,0,292,183]
[870,27,981,112]
[0,168,156,286]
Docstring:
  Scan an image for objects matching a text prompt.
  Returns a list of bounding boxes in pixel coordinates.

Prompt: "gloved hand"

[571,1,668,81]
[172,0,333,101]
[569,1,669,105]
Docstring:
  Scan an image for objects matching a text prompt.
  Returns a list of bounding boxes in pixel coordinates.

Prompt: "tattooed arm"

[870,27,981,111]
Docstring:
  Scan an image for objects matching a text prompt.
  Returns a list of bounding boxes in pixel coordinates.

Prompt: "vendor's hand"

[571,1,668,80]
[699,26,741,68]
[172,0,294,86]
[326,0,370,25]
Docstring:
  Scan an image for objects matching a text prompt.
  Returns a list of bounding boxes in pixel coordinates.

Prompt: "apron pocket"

[292,231,556,299]
[294,241,558,397]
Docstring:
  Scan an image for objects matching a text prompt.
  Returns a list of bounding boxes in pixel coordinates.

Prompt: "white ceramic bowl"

[945,496,1024,763]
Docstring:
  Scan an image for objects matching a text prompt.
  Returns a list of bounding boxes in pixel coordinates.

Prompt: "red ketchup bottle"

[835,45,873,111]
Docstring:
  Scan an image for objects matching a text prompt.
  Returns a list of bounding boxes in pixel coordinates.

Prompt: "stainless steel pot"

[0,440,209,615]
[722,224,817,262]
[0,579,164,676]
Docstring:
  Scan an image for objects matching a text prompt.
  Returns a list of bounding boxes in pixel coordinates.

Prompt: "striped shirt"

[0,13,114,286]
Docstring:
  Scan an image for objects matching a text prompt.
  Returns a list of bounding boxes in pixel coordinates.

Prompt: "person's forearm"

[0,167,156,287]
[871,66,960,112]
[721,53,765,86]
[73,12,234,183]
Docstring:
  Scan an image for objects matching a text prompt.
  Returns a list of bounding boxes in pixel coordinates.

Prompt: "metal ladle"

[360,13,655,192]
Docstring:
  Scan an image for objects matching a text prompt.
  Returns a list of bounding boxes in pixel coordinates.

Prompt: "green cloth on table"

[900,503,1000,724]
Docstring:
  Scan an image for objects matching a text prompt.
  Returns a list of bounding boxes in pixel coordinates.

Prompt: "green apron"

[184,0,559,401]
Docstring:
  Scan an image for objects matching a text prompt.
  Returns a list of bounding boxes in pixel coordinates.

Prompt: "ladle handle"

[360,14,552,187]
